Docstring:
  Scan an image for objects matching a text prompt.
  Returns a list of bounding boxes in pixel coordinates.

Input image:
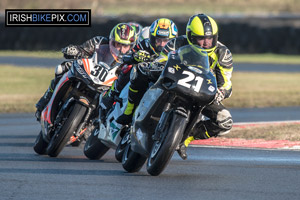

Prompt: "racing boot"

[35,79,55,121]
[177,122,210,160]
[99,85,120,122]
[177,136,194,160]
[116,86,139,125]
[115,101,135,125]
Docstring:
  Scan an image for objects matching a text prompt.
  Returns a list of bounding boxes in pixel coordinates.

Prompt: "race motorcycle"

[33,44,121,157]
[121,45,217,176]
[83,80,131,162]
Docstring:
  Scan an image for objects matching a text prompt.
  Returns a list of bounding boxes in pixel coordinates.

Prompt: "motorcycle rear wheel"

[83,128,110,160]
[46,103,87,157]
[122,143,147,173]
[146,113,185,176]
[33,130,48,155]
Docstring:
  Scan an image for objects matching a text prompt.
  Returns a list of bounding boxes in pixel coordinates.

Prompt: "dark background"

[2,15,300,54]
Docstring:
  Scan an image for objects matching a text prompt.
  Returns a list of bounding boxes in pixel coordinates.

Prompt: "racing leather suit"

[115,38,162,124]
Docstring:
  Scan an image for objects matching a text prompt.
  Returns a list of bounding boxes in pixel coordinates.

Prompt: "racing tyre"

[122,143,147,173]
[115,131,130,162]
[146,113,186,176]
[84,128,110,160]
[33,131,48,155]
[46,103,87,157]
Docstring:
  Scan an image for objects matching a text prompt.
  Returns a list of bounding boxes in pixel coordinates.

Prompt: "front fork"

[152,103,191,141]
[180,106,205,144]
[72,93,99,141]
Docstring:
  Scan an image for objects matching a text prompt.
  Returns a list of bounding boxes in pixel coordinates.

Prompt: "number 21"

[177,71,203,93]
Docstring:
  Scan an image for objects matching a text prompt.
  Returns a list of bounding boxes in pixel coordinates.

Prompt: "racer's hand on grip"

[133,50,151,62]
[215,88,225,103]
[62,45,81,59]
[137,62,150,75]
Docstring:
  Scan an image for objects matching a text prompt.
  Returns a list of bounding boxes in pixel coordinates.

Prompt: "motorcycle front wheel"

[46,103,87,157]
[146,112,186,176]
[83,128,110,160]
[115,130,130,162]
[33,130,48,155]
[122,143,147,173]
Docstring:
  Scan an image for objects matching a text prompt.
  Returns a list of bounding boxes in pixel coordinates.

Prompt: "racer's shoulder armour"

[215,41,233,68]
[93,36,109,46]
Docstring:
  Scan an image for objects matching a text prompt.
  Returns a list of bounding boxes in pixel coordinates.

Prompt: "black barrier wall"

[1,15,300,54]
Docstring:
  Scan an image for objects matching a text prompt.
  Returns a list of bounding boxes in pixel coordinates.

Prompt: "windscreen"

[94,44,120,69]
[177,45,210,74]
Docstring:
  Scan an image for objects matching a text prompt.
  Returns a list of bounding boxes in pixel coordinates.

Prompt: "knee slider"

[216,109,233,131]
[55,64,65,76]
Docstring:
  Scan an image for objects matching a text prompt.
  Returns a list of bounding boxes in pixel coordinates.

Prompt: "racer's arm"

[214,43,233,99]
[123,40,148,64]
[62,36,109,59]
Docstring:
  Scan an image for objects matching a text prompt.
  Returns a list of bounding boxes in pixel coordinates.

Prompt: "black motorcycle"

[121,45,217,176]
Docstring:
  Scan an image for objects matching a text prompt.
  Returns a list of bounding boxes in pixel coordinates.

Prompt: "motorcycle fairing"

[79,58,118,87]
[41,71,70,133]
[98,83,130,148]
[131,85,169,156]
[160,60,217,106]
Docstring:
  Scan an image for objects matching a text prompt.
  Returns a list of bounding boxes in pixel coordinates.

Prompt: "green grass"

[224,123,300,141]
[233,54,300,64]
[0,65,300,113]
[0,65,53,113]
[223,72,300,108]
[1,51,300,64]
[0,50,62,58]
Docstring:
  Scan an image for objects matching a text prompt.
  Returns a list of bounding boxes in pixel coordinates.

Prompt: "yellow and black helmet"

[109,23,137,56]
[109,23,136,46]
[186,14,218,55]
[149,18,178,52]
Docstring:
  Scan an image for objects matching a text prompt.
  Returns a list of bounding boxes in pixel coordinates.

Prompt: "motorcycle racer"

[35,23,137,121]
[105,18,178,125]
[158,14,234,160]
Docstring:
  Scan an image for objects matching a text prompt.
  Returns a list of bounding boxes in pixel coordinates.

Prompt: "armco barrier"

[1,15,300,54]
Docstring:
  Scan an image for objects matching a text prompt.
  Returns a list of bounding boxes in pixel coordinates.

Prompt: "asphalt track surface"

[1,113,300,200]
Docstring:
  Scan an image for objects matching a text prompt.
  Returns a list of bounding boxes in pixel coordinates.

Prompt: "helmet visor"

[190,34,214,49]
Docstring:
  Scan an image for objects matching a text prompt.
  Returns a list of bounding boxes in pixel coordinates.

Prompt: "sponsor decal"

[188,66,203,74]
[168,67,175,74]
[173,64,181,71]
[157,29,169,36]
[208,85,216,92]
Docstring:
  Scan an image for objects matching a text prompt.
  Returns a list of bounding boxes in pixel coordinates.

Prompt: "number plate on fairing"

[81,59,118,86]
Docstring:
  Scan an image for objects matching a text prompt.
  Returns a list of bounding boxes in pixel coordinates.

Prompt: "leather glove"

[215,88,225,103]
[133,50,151,62]
[62,45,81,59]
[137,62,150,75]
